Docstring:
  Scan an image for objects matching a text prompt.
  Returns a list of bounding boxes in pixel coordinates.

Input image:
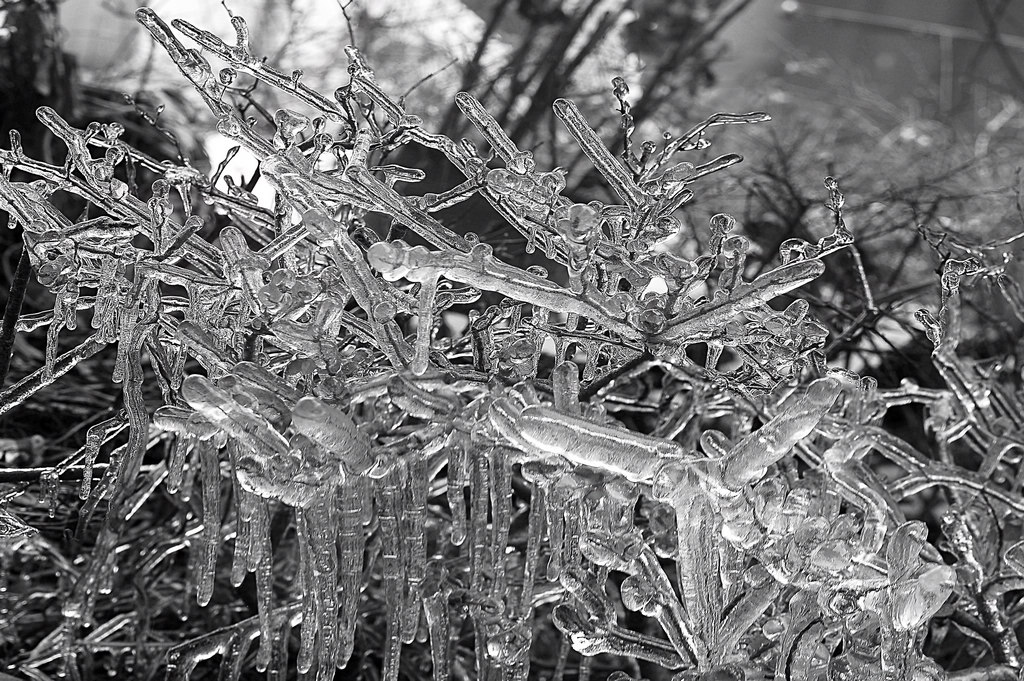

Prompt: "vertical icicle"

[561,496,581,573]
[422,559,451,681]
[518,481,545,620]
[196,443,220,606]
[247,493,270,573]
[556,313,579,363]
[231,496,251,587]
[581,341,599,383]
[178,442,199,505]
[489,448,512,603]
[551,361,580,414]
[230,485,259,587]
[468,448,491,596]
[294,506,318,675]
[413,274,439,375]
[672,468,721,665]
[79,414,124,500]
[447,442,468,545]
[40,469,59,518]
[254,542,275,673]
[337,474,367,667]
[44,290,65,381]
[307,490,340,681]
[546,485,566,583]
[267,614,291,681]
[402,452,429,644]
[165,437,191,495]
[468,449,492,679]
[377,462,407,681]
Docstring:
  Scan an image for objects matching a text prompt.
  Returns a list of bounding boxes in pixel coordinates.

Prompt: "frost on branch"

[2,6,1024,681]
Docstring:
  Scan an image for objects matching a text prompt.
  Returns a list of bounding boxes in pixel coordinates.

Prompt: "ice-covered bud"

[538,169,566,194]
[709,213,736,236]
[366,241,436,282]
[485,168,522,196]
[662,162,694,184]
[508,150,535,174]
[273,109,310,149]
[556,203,599,244]
[779,238,815,264]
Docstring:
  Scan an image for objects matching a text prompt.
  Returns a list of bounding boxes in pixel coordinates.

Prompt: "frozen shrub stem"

[1,7,1023,681]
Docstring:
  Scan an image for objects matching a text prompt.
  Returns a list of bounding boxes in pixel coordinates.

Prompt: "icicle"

[294,506,318,675]
[44,290,65,381]
[518,479,545,621]
[412,274,439,375]
[447,442,468,545]
[717,235,749,295]
[40,469,60,518]
[246,492,270,573]
[165,438,191,495]
[377,462,407,681]
[469,309,495,373]
[254,545,275,672]
[267,614,291,681]
[665,467,721,664]
[231,490,252,587]
[561,495,582,573]
[422,560,451,681]
[467,449,492,679]
[552,361,581,415]
[91,257,123,342]
[578,654,593,681]
[196,444,221,606]
[468,449,492,596]
[402,452,429,644]
[489,447,513,602]
[337,475,367,667]
[220,225,271,316]
[79,414,124,500]
[546,485,565,583]
[581,341,599,383]
[307,491,340,680]
[556,313,579,363]
[177,441,199,505]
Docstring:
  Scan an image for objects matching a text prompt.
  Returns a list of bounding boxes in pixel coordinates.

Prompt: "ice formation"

[1,6,1023,681]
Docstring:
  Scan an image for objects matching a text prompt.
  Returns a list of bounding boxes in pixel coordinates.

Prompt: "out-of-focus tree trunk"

[0,0,79,164]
